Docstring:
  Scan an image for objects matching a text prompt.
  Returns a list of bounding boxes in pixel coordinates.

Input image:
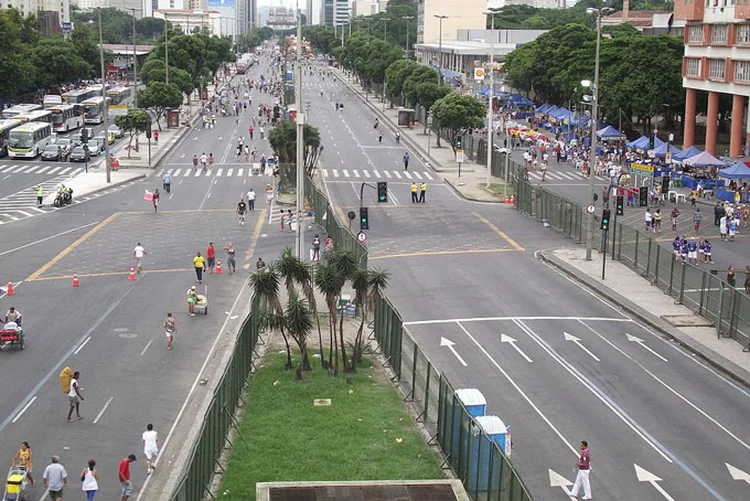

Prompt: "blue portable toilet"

[451,389,486,468]
[468,415,511,492]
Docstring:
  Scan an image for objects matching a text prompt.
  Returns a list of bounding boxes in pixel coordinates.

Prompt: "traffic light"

[81,128,88,143]
[377,181,388,203]
[661,175,670,194]
[600,209,611,231]
[616,195,624,216]
[359,207,369,230]
[456,137,462,149]
[639,186,648,207]
[649,135,655,150]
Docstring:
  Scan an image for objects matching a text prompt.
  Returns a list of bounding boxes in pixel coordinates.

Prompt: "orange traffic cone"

[215,261,222,274]
[72,274,79,287]
[6,281,13,296]
[128,267,136,281]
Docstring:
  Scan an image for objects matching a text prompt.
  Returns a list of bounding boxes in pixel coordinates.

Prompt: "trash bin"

[468,415,511,492]
[451,388,486,466]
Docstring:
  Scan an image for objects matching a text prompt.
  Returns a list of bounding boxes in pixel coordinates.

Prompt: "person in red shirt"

[118,454,137,500]
[248,126,254,140]
[570,441,591,500]
[206,242,216,273]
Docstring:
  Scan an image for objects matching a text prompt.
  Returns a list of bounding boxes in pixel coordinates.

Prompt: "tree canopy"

[431,92,485,154]
[72,7,166,45]
[138,82,182,130]
[268,121,322,176]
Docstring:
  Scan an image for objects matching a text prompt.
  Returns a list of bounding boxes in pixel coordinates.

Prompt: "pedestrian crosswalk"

[157,165,268,178]
[528,170,608,182]
[0,168,89,225]
[322,168,433,181]
[0,163,83,177]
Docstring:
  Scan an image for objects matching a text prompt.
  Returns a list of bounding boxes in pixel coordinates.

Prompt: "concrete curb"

[537,249,750,389]
[41,173,146,206]
[442,176,507,204]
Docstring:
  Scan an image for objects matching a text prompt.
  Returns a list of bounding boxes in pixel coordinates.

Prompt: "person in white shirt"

[133,243,147,273]
[247,189,256,211]
[142,423,159,474]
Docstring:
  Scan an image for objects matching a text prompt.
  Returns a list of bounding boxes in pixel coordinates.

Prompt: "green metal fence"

[169,308,260,501]
[513,171,750,348]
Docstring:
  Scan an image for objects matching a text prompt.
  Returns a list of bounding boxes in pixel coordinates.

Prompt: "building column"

[730,94,745,157]
[684,88,697,148]
[705,91,720,155]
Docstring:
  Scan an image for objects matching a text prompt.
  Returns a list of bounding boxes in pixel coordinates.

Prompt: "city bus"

[43,94,63,108]
[12,109,53,124]
[62,88,96,105]
[49,104,84,132]
[0,119,23,157]
[1,103,43,119]
[8,122,52,158]
[106,86,131,105]
[81,96,108,124]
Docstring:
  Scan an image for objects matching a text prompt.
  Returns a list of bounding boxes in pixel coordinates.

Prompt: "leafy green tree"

[0,11,35,99]
[30,39,94,88]
[140,59,194,98]
[71,23,112,76]
[138,82,182,130]
[302,25,338,54]
[431,92,485,154]
[385,59,419,105]
[268,121,322,176]
[249,264,294,369]
[114,108,149,158]
[403,66,438,106]
[414,83,451,132]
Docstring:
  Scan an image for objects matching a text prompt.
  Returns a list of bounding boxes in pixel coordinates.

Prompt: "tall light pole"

[294,5,305,259]
[434,15,448,86]
[163,14,169,85]
[584,6,614,260]
[402,15,413,58]
[97,8,111,183]
[383,17,389,41]
[125,7,140,108]
[483,8,501,190]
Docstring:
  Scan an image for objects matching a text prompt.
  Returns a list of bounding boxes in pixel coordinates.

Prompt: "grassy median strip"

[219,353,444,500]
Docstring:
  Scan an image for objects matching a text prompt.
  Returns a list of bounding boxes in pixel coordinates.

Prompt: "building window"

[738,25,750,44]
[709,58,726,79]
[686,58,701,76]
[711,24,728,44]
[735,60,750,81]
[688,25,704,43]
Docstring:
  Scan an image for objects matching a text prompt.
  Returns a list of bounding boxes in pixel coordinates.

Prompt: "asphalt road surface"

[0,59,287,500]
[310,65,750,501]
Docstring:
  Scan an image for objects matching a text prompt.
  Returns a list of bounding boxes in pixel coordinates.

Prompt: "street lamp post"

[383,17,389,41]
[434,15,448,86]
[125,7,140,108]
[294,7,305,259]
[483,8,501,190]
[584,6,613,261]
[402,15,414,58]
[97,8,111,183]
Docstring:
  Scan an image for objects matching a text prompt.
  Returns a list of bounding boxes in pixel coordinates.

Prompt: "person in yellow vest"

[410,182,418,203]
[36,186,43,207]
[419,182,426,203]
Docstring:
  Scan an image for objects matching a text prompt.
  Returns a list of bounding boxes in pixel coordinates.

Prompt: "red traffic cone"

[215,261,222,274]
[6,281,13,296]
[72,274,79,287]
[505,195,510,204]
[128,267,136,281]
[510,194,515,205]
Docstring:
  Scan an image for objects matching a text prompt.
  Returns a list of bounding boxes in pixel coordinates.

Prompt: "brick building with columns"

[675,0,750,157]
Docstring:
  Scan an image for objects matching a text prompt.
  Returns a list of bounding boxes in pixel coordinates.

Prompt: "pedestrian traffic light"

[639,186,648,207]
[601,209,611,231]
[661,175,670,194]
[359,207,369,230]
[616,195,624,216]
[456,137,462,149]
[377,181,388,203]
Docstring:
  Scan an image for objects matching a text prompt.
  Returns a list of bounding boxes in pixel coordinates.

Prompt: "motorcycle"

[53,190,73,207]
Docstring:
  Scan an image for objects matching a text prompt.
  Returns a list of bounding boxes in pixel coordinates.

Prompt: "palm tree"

[249,264,293,369]
[283,291,314,377]
[315,261,345,375]
[350,268,371,369]
[367,268,390,312]
[327,250,358,373]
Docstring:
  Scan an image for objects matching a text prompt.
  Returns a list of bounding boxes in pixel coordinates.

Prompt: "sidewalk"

[41,168,148,205]
[540,247,750,387]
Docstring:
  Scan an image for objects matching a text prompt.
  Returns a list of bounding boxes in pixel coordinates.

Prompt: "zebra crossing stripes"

[319,168,433,181]
[528,170,608,182]
[154,167,436,182]
[156,167,269,178]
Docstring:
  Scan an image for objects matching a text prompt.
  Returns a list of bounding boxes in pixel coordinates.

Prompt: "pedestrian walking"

[152,188,159,212]
[644,209,652,232]
[208,153,215,169]
[403,152,409,170]
[142,424,159,474]
[265,184,274,204]
[163,313,176,350]
[224,243,236,273]
[714,202,724,226]
[118,454,137,501]
[419,182,426,203]
[193,252,206,284]
[12,441,34,487]
[247,188,256,210]
[378,132,382,143]
[37,186,43,207]
[671,207,680,231]
[653,208,662,233]
[192,155,198,170]
[727,266,737,288]
[43,456,67,501]
[541,161,547,182]
[287,209,294,232]
[693,208,702,234]
[133,243,147,273]
[81,459,99,501]
[279,209,286,231]
[687,237,699,265]
[312,234,321,261]
[570,441,591,500]
[206,242,216,273]
[153,130,159,144]
[67,370,84,422]
[410,182,418,203]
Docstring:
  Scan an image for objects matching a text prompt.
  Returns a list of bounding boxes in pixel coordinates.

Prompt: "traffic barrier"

[6,281,13,296]
[128,267,136,281]
[505,195,510,204]
[72,274,79,287]
[216,261,222,274]
[510,194,515,205]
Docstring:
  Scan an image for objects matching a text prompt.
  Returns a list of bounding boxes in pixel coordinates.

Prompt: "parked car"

[41,144,66,161]
[87,138,105,155]
[97,130,115,145]
[55,138,73,152]
[69,145,90,163]
[107,124,123,138]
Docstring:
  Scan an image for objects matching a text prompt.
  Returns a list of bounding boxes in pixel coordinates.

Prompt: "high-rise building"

[675,0,750,155]
[417,0,485,44]
[0,0,71,27]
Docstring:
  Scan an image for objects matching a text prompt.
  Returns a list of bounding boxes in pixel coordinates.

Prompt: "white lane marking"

[393,171,402,179]
[58,167,72,175]
[404,316,630,326]
[73,336,91,355]
[0,164,16,173]
[141,338,154,356]
[25,166,39,174]
[403,171,412,179]
[363,170,371,178]
[195,169,202,177]
[47,167,62,174]
[413,172,422,180]
[216,168,224,177]
[372,169,381,177]
[423,172,433,180]
[322,169,329,177]
[173,169,181,177]
[342,169,349,177]
[36,166,51,174]
[384,171,391,179]
[227,168,233,177]
[332,169,339,178]
[352,169,360,178]
[237,168,243,176]
[92,397,114,424]
[11,396,37,424]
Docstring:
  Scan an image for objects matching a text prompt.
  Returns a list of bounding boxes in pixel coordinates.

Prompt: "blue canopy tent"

[718,162,750,179]
[653,142,682,158]
[596,125,625,140]
[506,94,532,107]
[535,103,551,114]
[627,135,665,150]
[684,151,726,168]
[553,108,573,121]
[673,145,702,161]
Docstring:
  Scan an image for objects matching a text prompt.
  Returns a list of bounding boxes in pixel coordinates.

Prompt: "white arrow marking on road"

[500,333,533,362]
[634,464,676,501]
[626,333,668,362]
[564,332,600,361]
[548,469,574,497]
[440,337,467,367]
[726,463,750,484]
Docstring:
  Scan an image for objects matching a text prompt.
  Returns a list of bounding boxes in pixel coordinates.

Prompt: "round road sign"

[357,231,367,243]
[587,204,596,214]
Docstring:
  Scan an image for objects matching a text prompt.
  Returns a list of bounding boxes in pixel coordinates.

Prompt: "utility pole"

[126,7,140,108]
[434,15,448,86]
[484,8,501,190]
[98,7,111,183]
[295,5,305,259]
[402,15,414,58]
[164,14,169,85]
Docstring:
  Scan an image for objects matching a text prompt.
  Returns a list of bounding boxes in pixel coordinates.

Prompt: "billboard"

[208,0,234,6]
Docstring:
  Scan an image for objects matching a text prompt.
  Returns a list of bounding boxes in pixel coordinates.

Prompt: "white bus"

[62,88,96,105]
[8,122,52,158]
[43,95,63,108]
[49,104,84,132]
[106,86,131,105]
[82,96,108,124]
[0,119,23,157]
[12,110,53,124]
[1,103,43,119]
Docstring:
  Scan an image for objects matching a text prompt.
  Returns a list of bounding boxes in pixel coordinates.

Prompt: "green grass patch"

[482,182,513,198]
[219,353,443,500]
